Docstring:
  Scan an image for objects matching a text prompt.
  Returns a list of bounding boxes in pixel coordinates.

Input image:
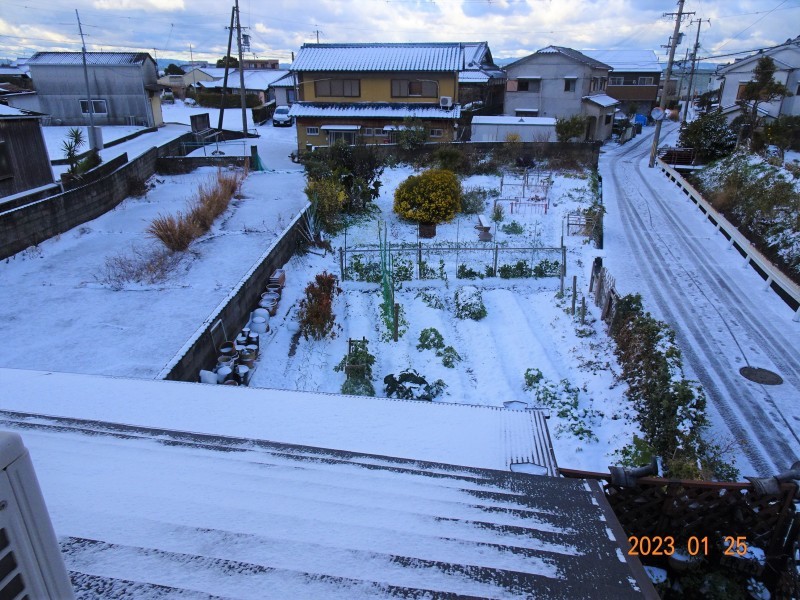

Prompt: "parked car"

[272,106,293,127]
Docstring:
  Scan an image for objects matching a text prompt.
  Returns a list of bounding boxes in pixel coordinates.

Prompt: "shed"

[471,115,557,142]
[0,105,55,199]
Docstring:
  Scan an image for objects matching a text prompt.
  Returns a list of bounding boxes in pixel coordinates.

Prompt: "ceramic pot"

[251,316,268,333]
[219,341,235,356]
[258,298,277,313]
[261,291,280,304]
[199,369,218,384]
[266,283,282,297]
[252,308,270,321]
[235,364,250,384]
[246,343,259,358]
[217,355,234,368]
[216,365,232,383]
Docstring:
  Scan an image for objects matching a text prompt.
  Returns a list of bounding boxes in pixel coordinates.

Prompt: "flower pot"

[266,283,282,297]
[270,269,286,287]
[419,222,436,238]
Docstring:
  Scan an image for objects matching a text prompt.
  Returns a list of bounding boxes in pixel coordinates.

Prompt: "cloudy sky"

[1,0,798,66]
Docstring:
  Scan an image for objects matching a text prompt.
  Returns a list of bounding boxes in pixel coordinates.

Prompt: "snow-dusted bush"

[393,169,462,224]
[417,328,445,351]
[454,286,487,320]
[298,272,342,340]
[678,111,736,162]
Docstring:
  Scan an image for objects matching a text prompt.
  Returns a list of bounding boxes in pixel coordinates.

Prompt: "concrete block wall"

[159,207,309,382]
[155,156,247,175]
[0,148,158,260]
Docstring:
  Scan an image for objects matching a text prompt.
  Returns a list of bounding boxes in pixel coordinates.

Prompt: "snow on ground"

[245,166,634,471]
[0,163,307,378]
[598,123,800,476]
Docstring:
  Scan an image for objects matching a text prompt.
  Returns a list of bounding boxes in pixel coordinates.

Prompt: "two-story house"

[717,36,800,123]
[288,43,466,150]
[8,52,164,128]
[584,50,661,115]
[504,46,619,141]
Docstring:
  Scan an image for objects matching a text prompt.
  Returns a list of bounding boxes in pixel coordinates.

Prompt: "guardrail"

[657,158,800,321]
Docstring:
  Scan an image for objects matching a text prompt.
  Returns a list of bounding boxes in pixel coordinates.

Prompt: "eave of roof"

[289,102,461,120]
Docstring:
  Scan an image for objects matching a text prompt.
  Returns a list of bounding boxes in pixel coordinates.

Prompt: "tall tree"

[216,55,239,68]
[164,63,185,76]
[737,56,793,146]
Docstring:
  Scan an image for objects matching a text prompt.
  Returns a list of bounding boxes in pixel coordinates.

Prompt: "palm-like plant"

[61,128,85,175]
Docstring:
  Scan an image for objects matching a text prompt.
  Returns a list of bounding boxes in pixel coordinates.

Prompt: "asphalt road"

[599,124,800,477]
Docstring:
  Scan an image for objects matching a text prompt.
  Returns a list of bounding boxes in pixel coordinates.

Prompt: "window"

[391,79,438,98]
[363,128,373,136]
[328,130,358,145]
[604,114,612,125]
[796,83,800,96]
[736,83,749,100]
[600,77,607,90]
[430,128,444,138]
[638,77,654,86]
[564,78,577,92]
[306,127,319,136]
[590,77,599,91]
[79,99,108,114]
[315,79,360,97]
[609,77,624,86]
[516,79,540,93]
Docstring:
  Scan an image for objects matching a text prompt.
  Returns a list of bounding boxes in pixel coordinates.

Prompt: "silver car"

[272,106,293,127]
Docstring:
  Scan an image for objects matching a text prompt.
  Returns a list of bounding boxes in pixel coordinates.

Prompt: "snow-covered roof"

[472,116,556,126]
[459,71,490,83]
[0,66,28,77]
[269,72,296,88]
[291,43,463,72]
[0,104,42,118]
[226,69,291,91]
[583,49,660,72]
[289,102,461,120]
[0,368,654,597]
[27,51,154,67]
[535,46,612,70]
[0,368,553,472]
[583,93,620,107]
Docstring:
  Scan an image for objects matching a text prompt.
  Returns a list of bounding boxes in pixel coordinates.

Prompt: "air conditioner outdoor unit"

[0,432,74,599]
[439,96,453,109]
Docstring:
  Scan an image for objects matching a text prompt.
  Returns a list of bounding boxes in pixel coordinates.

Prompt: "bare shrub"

[100,246,183,290]
[147,213,199,252]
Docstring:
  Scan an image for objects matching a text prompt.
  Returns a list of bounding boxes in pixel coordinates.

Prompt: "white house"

[504,46,619,141]
[717,36,800,122]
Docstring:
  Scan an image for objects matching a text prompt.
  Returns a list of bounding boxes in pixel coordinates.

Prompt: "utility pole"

[217,7,235,131]
[683,18,710,122]
[648,0,693,168]
[676,48,689,113]
[234,0,248,136]
[75,10,98,150]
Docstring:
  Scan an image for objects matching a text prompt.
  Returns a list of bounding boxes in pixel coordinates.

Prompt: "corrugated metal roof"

[0,104,42,118]
[291,43,463,72]
[27,52,153,67]
[289,101,460,119]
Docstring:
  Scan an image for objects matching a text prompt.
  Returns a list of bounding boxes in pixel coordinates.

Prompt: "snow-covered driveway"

[601,124,800,477]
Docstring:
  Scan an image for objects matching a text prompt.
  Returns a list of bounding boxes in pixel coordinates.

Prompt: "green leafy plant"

[457,264,484,279]
[440,346,461,368]
[501,220,524,235]
[491,202,504,223]
[532,259,561,278]
[523,368,599,442]
[454,286,487,320]
[334,339,376,396]
[498,260,533,279]
[417,328,445,351]
[461,186,490,214]
[384,369,446,401]
[346,254,381,283]
[555,115,587,142]
[304,178,347,233]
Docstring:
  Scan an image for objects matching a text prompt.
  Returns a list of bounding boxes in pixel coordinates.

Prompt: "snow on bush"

[454,286,487,320]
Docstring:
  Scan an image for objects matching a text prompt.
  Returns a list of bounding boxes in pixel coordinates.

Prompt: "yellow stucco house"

[288,42,471,151]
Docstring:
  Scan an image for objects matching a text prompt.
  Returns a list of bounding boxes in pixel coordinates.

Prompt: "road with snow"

[600,123,800,477]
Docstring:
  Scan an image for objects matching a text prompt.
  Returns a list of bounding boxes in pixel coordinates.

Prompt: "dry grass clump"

[147,170,244,252]
[100,246,184,290]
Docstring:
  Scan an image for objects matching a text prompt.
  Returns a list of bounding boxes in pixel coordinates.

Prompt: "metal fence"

[340,240,564,283]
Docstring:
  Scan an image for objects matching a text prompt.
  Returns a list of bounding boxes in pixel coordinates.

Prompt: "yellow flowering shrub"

[393,169,462,224]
